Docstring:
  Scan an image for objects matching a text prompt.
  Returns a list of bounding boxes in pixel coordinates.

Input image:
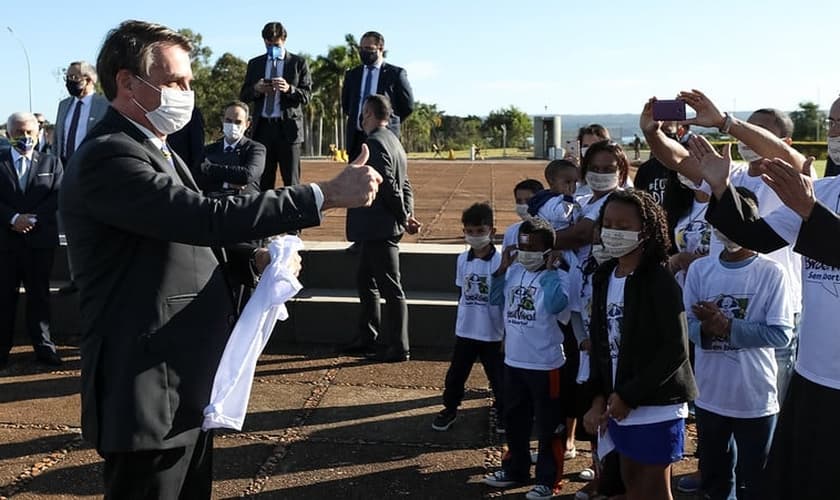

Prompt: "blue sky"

[4,0,840,124]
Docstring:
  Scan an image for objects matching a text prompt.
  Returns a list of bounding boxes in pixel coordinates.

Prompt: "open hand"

[678,89,726,129]
[687,135,731,197]
[760,157,817,220]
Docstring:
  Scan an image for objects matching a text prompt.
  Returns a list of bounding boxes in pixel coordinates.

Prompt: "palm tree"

[312,35,360,151]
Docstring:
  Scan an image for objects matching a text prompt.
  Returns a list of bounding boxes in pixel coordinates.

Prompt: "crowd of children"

[428,89,831,499]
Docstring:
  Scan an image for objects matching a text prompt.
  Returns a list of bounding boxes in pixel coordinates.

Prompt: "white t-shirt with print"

[764,176,840,389]
[684,254,793,418]
[606,270,689,426]
[456,249,504,342]
[502,264,568,371]
[673,199,722,286]
[699,162,804,313]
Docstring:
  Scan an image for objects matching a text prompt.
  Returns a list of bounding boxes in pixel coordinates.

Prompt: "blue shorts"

[608,418,685,465]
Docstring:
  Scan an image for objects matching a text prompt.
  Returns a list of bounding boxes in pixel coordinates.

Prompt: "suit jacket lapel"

[0,154,19,193]
[168,145,200,192]
[24,151,41,191]
[376,64,389,93]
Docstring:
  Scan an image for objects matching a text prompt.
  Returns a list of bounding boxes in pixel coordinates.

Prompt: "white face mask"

[737,142,763,164]
[515,204,530,220]
[586,171,619,192]
[223,123,245,143]
[516,249,548,272]
[713,229,742,253]
[600,228,642,258]
[828,136,840,165]
[133,75,195,136]
[464,233,491,250]
[590,244,612,265]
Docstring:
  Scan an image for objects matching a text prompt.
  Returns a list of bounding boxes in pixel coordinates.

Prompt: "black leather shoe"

[345,242,360,254]
[36,351,63,366]
[57,282,78,295]
[365,349,410,363]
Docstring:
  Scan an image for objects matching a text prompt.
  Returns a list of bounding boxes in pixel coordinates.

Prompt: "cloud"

[403,60,440,80]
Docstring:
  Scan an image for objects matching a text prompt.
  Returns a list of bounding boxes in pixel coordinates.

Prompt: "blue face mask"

[266,45,283,59]
[13,136,36,153]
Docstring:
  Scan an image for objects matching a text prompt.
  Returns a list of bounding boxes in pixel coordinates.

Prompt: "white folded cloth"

[202,236,303,431]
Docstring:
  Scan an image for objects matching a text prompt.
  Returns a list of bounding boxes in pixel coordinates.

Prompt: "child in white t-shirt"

[683,187,793,500]
[483,218,570,500]
[433,203,505,433]
[583,189,697,500]
[529,160,581,232]
[503,179,544,251]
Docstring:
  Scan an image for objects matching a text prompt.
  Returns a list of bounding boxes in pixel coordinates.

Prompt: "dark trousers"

[502,364,565,488]
[760,372,840,500]
[696,407,776,500]
[254,119,301,189]
[442,336,504,412]
[356,238,409,354]
[0,248,56,361]
[347,128,366,162]
[103,431,213,500]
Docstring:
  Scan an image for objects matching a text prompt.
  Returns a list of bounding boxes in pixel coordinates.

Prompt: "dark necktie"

[358,66,375,129]
[65,99,83,159]
[264,58,279,116]
[225,146,234,153]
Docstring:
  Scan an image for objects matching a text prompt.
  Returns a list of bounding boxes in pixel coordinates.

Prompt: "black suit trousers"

[356,238,409,353]
[103,431,213,500]
[254,119,300,189]
[0,247,56,361]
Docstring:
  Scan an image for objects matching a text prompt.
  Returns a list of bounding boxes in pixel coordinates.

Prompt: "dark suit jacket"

[59,106,322,453]
[346,127,413,242]
[0,149,62,250]
[239,52,311,143]
[199,137,266,195]
[55,93,109,158]
[168,107,206,174]
[341,62,414,145]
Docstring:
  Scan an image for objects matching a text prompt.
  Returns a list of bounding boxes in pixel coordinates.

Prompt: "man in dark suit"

[59,21,381,498]
[342,31,414,160]
[240,22,311,190]
[345,95,420,363]
[198,101,265,196]
[0,112,64,368]
[55,61,109,165]
[168,107,206,177]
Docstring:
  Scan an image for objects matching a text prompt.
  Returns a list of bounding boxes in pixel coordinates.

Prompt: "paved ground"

[0,343,698,499]
[299,158,644,244]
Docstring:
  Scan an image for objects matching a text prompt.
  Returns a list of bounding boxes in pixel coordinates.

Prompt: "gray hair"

[751,108,795,139]
[6,112,37,133]
[96,20,192,101]
[69,60,98,84]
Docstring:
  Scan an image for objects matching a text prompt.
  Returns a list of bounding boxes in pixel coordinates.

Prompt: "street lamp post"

[7,26,33,112]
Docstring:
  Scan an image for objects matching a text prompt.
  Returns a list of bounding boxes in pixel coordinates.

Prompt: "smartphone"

[564,140,580,160]
[652,99,687,121]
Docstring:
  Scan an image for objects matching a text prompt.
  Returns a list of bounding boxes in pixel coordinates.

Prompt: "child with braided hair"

[583,189,697,500]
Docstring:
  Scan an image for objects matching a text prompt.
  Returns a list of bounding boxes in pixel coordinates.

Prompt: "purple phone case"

[652,100,686,121]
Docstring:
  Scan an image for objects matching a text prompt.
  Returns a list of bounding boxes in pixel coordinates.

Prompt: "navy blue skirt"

[608,418,685,465]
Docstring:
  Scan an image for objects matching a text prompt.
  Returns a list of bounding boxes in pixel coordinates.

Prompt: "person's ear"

[116,69,134,96]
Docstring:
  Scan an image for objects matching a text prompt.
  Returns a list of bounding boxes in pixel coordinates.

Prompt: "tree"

[790,101,826,141]
[401,102,442,152]
[177,29,246,143]
[439,115,483,150]
[313,39,359,151]
[483,106,532,149]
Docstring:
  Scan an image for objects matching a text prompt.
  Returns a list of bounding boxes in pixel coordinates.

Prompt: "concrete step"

[299,242,463,292]
[270,288,458,349]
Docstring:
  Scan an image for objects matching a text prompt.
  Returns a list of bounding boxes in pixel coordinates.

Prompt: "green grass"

[407,147,533,160]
